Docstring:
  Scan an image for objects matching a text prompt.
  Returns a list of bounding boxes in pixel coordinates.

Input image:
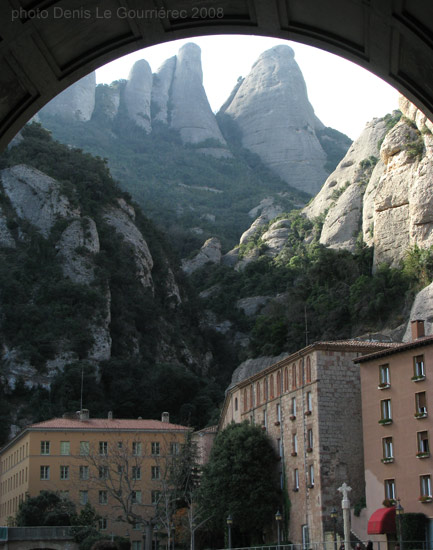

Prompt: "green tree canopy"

[198,422,280,546]
[15,490,76,526]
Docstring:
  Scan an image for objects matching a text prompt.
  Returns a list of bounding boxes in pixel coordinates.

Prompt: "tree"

[198,422,280,546]
[16,490,76,526]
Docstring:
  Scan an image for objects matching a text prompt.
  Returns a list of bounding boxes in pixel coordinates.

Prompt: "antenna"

[304,305,309,346]
[80,366,84,411]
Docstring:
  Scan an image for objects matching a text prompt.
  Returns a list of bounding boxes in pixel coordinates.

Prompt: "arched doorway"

[0,0,433,149]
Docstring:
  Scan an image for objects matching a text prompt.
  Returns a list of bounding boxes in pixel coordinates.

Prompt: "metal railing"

[3,526,73,540]
[217,542,432,550]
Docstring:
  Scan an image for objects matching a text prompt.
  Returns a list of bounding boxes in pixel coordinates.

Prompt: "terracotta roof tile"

[28,418,190,431]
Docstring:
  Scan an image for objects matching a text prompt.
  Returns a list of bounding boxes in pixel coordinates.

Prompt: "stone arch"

[1,1,433,149]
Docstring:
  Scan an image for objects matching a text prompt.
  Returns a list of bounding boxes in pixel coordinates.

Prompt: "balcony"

[415,409,428,419]
[378,382,391,390]
[381,457,394,464]
[412,374,426,382]
[416,451,430,459]
[378,418,393,426]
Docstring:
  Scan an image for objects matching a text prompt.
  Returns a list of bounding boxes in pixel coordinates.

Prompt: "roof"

[28,417,190,432]
[0,416,190,454]
[367,507,396,535]
[355,335,433,363]
[234,339,398,387]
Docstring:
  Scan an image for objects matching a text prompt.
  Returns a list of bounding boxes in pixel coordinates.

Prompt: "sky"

[96,35,399,141]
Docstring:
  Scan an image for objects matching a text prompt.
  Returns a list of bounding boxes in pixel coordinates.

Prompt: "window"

[40,466,50,480]
[132,542,142,550]
[276,403,281,423]
[132,490,142,503]
[276,371,281,396]
[151,490,161,504]
[151,466,160,480]
[264,378,268,400]
[60,465,69,480]
[40,441,50,455]
[250,385,254,408]
[99,466,109,479]
[383,437,393,459]
[99,490,108,505]
[294,469,299,490]
[99,441,108,455]
[384,479,396,500]
[133,522,142,530]
[415,392,427,416]
[80,441,89,455]
[243,388,248,412]
[132,466,141,480]
[234,397,238,411]
[292,433,298,455]
[299,360,304,385]
[379,364,390,386]
[151,442,160,456]
[292,364,297,389]
[284,367,289,392]
[307,429,313,451]
[132,442,142,456]
[99,518,107,530]
[381,399,392,421]
[256,382,261,405]
[263,410,267,429]
[305,357,312,383]
[306,391,312,413]
[308,464,314,487]
[117,441,123,449]
[414,355,425,378]
[420,475,432,497]
[60,441,70,455]
[417,431,430,454]
[79,465,89,480]
[270,374,274,399]
[291,397,296,417]
[170,442,179,455]
[79,490,88,505]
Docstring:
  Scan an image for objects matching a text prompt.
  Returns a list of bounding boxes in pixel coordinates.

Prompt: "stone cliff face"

[167,43,228,148]
[40,72,96,121]
[303,96,433,269]
[124,59,153,133]
[219,45,329,195]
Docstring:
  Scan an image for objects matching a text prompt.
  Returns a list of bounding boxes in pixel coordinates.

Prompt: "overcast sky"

[96,34,399,141]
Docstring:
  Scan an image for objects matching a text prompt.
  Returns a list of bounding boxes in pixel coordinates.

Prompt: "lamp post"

[227,515,233,550]
[396,497,404,550]
[330,507,337,550]
[275,510,282,549]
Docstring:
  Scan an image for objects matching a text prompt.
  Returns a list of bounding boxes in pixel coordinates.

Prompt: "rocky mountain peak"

[124,59,153,133]
[219,45,330,195]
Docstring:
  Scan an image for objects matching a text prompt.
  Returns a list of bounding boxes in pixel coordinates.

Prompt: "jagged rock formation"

[181,237,222,274]
[402,282,433,342]
[219,45,330,195]
[1,165,79,237]
[124,59,153,133]
[168,43,228,149]
[40,72,96,121]
[93,83,121,121]
[103,203,154,289]
[302,96,433,268]
[56,217,100,284]
[151,56,176,124]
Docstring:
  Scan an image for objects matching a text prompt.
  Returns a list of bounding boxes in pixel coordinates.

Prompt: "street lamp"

[330,508,338,550]
[396,497,404,550]
[275,510,283,549]
[227,515,233,550]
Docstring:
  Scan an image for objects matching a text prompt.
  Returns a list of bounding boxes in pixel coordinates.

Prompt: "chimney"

[108,411,113,420]
[161,412,169,423]
[411,320,425,341]
[79,409,90,421]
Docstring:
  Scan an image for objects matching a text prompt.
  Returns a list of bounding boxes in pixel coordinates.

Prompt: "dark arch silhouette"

[0,0,433,149]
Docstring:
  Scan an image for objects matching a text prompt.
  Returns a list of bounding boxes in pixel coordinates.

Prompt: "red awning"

[367,507,396,534]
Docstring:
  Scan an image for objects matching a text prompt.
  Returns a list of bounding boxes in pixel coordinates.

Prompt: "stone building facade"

[220,340,395,545]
